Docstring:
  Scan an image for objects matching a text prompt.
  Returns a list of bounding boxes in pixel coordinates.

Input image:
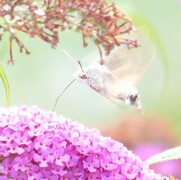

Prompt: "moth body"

[73,63,142,109]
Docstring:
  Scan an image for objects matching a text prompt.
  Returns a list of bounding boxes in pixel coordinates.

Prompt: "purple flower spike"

[0,106,166,179]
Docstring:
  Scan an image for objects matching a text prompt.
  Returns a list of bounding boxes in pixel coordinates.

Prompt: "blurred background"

[0,0,180,177]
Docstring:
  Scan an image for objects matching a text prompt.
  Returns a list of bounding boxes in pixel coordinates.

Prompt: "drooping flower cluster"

[0,0,137,63]
[0,106,167,179]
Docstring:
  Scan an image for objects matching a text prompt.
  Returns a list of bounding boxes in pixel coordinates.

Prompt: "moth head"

[78,71,88,79]
[73,61,88,83]
[73,70,88,80]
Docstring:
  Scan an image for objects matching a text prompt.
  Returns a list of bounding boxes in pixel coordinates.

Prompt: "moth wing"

[104,31,154,85]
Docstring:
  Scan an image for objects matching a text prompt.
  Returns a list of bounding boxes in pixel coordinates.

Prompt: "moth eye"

[130,94,138,103]
[79,72,87,79]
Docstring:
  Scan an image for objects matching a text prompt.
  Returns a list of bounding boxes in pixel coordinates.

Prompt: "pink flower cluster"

[0,106,164,179]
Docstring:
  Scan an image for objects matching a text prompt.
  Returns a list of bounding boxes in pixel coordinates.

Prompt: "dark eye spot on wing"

[130,94,138,104]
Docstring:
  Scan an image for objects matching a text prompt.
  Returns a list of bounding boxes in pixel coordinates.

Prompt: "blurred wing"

[104,31,154,85]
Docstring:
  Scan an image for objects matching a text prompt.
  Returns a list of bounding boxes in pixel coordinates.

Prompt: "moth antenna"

[61,49,85,72]
[52,79,76,111]
[77,60,85,72]
[61,49,80,68]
